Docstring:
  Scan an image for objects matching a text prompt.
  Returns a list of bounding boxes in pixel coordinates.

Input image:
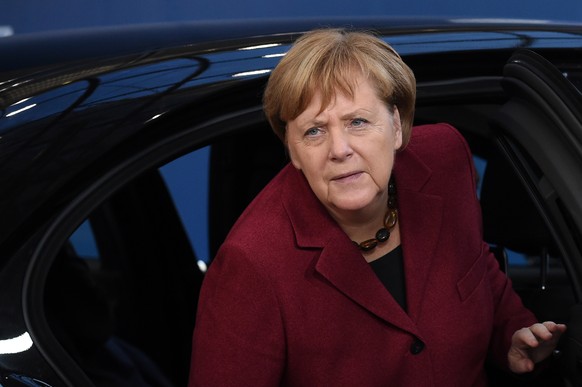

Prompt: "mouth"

[331,171,363,182]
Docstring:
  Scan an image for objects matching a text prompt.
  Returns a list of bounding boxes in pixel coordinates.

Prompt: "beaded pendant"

[353,177,398,252]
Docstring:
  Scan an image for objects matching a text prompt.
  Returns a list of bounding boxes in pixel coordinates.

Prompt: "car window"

[159,146,211,265]
[69,145,212,266]
[52,150,209,387]
[46,121,287,386]
[68,220,99,260]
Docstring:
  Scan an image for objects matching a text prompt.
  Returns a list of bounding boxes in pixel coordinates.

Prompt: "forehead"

[302,76,381,116]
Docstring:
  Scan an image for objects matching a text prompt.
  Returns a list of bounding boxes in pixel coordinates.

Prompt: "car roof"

[2,17,582,75]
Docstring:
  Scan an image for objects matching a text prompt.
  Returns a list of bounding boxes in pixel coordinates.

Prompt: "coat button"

[410,339,425,355]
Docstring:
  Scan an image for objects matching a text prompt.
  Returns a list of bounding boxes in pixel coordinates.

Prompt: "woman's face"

[286,74,402,219]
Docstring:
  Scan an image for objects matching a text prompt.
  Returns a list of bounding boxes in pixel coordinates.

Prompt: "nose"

[328,127,353,161]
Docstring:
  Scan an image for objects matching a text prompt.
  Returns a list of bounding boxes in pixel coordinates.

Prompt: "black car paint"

[1,19,582,386]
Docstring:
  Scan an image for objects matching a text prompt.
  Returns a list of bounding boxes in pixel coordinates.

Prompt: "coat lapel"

[281,142,443,334]
[314,237,419,335]
[394,148,443,323]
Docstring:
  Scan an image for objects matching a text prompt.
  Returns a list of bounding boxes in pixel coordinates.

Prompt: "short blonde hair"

[263,28,416,147]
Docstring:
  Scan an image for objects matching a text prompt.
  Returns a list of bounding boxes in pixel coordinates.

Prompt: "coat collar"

[281,144,443,335]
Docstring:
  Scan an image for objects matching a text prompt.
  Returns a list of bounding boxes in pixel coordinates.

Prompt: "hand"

[508,321,567,373]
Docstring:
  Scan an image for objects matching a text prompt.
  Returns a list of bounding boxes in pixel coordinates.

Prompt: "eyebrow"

[340,108,373,120]
[297,115,326,129]
[297,107,374,128]
[310,119,327,127]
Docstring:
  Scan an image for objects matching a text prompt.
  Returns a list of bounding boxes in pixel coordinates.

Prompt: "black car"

[0,18,581,386]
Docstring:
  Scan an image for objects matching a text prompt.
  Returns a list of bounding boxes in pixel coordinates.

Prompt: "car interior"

[40,52,581,387]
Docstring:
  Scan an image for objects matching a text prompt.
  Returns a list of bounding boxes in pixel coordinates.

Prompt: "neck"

[333,207,401,262]
[334,175,400,260]
[338,216,384,244]
[330,192,389,243]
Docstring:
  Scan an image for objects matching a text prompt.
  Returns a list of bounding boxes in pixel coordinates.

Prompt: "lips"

[331,171,363,182]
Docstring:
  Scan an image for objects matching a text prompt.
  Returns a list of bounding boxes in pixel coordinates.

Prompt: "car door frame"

[493,48,582,386]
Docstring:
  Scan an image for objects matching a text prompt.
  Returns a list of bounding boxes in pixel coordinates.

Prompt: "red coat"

[189,123,536,386]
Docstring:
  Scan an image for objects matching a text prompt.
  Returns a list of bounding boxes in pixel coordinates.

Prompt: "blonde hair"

[263,28,416,147]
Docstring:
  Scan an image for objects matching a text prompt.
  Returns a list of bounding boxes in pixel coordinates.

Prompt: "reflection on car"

[0,19,582,386]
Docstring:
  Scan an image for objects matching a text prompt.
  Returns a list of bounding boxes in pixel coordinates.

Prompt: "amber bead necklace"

[352,177,398,252]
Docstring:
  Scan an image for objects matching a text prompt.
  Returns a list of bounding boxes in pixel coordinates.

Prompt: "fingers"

[542,321,567,335]
[518,359,535,373]
[517,321,567,347]
[512,326,539,348]
[509,321,568,373]
[507,338,535,373]
[508,356,535,374]
[529,322,554,342]
[534,321,567,346]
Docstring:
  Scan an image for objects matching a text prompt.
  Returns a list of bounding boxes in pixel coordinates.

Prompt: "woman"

[189,28,566,386]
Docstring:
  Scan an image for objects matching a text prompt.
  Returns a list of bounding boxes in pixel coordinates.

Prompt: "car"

[0,18,581,387]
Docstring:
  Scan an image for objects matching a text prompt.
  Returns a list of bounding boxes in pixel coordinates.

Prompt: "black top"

[369,245,407,311]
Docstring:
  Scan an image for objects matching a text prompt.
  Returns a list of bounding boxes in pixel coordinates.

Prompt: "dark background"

[2,0,582,35]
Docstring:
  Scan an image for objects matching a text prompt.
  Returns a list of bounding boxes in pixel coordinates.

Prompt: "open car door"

[494,49,582,386]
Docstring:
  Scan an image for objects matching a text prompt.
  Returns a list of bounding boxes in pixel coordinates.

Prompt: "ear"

[392,105,403,151]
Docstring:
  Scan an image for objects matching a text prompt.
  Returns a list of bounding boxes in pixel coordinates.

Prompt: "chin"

[323,187,381,213]
[330,198,375,213]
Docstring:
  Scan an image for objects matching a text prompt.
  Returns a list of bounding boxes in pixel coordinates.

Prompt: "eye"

[304,127,322,137]
[350,118,369,127]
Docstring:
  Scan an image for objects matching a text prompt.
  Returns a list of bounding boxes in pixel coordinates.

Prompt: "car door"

[492,49,582,387]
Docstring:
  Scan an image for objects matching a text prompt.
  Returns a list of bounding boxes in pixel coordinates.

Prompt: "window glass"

[56,147,208,387]
[159,146,211,263]
[68,146,211,265]
[69,220,99,260]
[473,155,486,198]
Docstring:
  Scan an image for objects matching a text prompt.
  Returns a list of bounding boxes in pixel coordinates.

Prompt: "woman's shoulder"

[398,123,478,199]
[408,123,468,151]
[406,123,473,168]
[220,164,299,253]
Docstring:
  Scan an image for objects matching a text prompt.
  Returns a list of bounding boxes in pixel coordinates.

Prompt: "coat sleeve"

[188,242,285,386]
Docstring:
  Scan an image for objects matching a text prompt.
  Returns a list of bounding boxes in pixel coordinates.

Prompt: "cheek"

[367,145,395,185]
[376,156,393,181]
[286,142,303,170]
[288,147,324,180]
[290,154,302,170]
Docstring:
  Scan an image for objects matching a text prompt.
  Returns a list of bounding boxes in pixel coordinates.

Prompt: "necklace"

[353,177,398,252]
